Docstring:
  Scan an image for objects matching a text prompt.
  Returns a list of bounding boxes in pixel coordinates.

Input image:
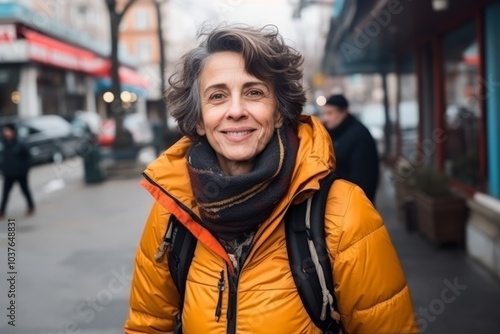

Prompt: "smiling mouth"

[221,130,254,136]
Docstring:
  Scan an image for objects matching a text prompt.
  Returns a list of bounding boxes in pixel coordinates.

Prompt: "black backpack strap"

[166,215,198,334]
[285,172,341,334]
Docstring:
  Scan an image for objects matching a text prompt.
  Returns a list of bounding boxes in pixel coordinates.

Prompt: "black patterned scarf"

[187,126,298,242]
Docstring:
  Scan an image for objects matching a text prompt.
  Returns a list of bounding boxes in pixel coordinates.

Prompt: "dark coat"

[1,138,31,177]
[328,114,380,203]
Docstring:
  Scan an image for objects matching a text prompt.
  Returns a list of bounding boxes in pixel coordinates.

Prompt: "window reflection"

[443,21,481,188]
[399,52,419,161]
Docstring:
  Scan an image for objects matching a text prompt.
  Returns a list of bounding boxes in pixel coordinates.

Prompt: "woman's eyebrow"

[204,81,268,95]
[242,81,268,89]
[203,83,227,95]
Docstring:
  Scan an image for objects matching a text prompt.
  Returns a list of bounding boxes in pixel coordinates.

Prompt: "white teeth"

[225,131,251,136]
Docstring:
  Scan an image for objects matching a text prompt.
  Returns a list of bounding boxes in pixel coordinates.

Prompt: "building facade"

[0,1,147,120]
[118,0,167,123]
[322,0,500,278]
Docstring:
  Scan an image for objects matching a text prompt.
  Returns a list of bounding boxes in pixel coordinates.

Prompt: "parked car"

[98,112,153,148]
[71,110,102,137]
[0,115,86,168]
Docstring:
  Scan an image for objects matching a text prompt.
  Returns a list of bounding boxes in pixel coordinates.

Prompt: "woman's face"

[197,51,282,175]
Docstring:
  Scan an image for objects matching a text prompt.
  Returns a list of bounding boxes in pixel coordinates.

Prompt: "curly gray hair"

[167,25,307,139]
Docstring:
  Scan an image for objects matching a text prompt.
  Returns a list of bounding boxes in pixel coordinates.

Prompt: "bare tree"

[104,0,171,153]
[104,0,138,150]
[153,1,166,102]
[153,0,167,129]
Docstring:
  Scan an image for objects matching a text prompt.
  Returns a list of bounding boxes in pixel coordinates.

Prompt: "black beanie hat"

[325,94,349,110]
[3,123,16,132]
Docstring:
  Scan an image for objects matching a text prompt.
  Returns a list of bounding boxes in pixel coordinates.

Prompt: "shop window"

[119,41,128,56]
[120,19,127,32]
[137,40,151,61]
[0,88,19,117]
[37,69,66,116]
[443,21,481,188]
[135,9,149,31]
[398,52,419,162]
[70,4,89,28]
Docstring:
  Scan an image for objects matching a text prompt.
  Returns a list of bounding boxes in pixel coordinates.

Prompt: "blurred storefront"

[323,0,500,277]
[0,2,148,120]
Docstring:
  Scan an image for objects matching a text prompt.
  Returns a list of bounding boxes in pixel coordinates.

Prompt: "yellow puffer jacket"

[124,115,420,334]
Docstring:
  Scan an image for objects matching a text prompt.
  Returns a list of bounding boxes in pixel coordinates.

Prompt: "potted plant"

[413,168,467,247]
[392,158,418,232]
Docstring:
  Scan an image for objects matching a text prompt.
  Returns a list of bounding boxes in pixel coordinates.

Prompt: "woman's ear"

[196,122,206,136]
[275,112,284,128]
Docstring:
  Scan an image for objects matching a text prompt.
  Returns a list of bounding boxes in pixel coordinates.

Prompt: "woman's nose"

[226,97,248,120]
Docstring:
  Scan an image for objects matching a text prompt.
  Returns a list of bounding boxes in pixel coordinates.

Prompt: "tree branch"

[120,0,139,18]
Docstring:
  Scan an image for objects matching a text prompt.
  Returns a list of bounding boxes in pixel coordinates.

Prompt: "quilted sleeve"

[124,201,180,334]
[327,182,420,334]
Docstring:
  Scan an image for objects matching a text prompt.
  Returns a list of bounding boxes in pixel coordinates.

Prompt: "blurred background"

[0,0,499,333]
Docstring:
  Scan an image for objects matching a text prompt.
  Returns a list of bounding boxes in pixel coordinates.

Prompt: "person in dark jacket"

[0,123,35,217]
[320,94,380,203]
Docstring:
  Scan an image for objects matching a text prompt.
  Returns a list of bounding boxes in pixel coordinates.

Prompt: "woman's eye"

[210,93,225,100]
[248,90,264,97]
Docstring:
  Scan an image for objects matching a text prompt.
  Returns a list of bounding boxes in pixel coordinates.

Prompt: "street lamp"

[103,91,115,103]
[432,0,449,11]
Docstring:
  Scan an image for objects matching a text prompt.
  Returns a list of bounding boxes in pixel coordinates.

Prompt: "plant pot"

[394,183,415,221]
[414,190,467,247]
[403,200,418,232]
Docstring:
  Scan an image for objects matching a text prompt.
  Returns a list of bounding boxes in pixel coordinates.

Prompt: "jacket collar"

[141,115,335,270]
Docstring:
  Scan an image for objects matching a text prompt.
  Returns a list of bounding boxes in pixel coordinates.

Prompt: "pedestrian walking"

[124,25,418,334]
[320,94,380,204]
[0,123,35,217]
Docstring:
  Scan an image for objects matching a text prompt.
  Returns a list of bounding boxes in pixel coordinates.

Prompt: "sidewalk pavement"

[0,159,499,333]
[0,159,153,334]
[377,168,500,334]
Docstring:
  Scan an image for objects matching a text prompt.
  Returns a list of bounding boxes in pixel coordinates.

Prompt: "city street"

[1,0,500,333]
[0,160,499,333]
[0,158,152,334]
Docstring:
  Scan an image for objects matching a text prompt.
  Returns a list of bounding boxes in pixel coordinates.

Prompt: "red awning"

[92,63,150,88]
[22,28,148,88]
[119,66,149,88]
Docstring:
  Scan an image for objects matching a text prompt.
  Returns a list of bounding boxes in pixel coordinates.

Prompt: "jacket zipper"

[215,270,225,322]
[226,268,239,334]
[224,190,316,334]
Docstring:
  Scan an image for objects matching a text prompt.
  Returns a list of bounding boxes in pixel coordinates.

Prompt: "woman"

[0,123,35,217]
[125,26,419,333]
